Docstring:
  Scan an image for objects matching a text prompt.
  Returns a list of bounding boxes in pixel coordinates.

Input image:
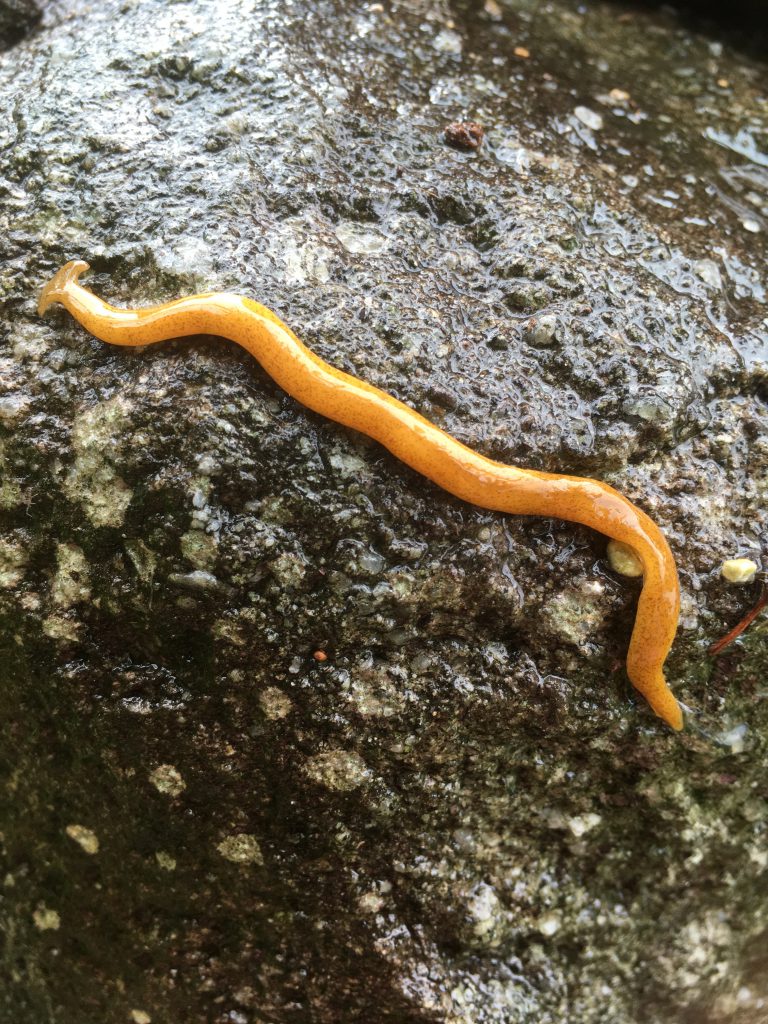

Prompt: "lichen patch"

[259,686,293,720]
[51,542,91,608]
[303,749,371,792]
[65,824,99,854]
[32,904,60,931]
[124,538,157,584]
[42,615,81,642]
[544,583,607,647]
[64,397,134,528]
[148,764,186,797]
[217,834,264,865]
[155,851,177,872]
[180,529,218,570]
[0,534,28,589]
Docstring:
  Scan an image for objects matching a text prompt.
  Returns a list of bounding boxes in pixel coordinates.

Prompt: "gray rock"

[523,313,560,347]
[0,1,766,1023]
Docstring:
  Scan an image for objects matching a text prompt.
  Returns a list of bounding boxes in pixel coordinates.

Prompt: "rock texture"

[0,1,766,1022]
[0,0,40,47]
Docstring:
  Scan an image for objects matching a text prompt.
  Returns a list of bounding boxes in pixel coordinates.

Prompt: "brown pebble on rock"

[444,121,485,150]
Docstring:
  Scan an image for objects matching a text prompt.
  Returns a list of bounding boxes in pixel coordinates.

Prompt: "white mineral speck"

[328,449,369,480]
[154,236,214,278]
[359,548,385,573]
[525,313,559,347]
[0,394,30,423]
[694,259,722,289]
[358,890,385,913]
[335,221,388,255]
[568,813,602,837]
[433,28,462,54]
[467,883,501,937]
[537,912,561,936]
[714,723,748,753]
[574,106,603,130]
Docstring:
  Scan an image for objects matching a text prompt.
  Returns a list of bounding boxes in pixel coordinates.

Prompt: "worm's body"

[39,261,683,729]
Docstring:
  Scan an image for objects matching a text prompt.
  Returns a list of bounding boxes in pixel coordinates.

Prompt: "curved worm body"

[39,261,683,729]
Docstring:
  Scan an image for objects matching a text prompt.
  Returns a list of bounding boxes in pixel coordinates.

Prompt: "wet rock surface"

[1,1,766,1021]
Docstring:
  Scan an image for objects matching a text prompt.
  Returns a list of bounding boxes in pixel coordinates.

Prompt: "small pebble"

[524,313,559,347]
[168,570,228,594]
[720,558,758,584]
[574,106,603,131]
[537,912,561,937]
[607,540,643,578]
[444,121,485,151]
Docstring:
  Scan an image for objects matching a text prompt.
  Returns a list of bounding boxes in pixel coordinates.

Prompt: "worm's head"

[38,260,90,316]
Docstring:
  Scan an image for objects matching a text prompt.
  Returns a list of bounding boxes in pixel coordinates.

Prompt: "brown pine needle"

[709,584,768,656]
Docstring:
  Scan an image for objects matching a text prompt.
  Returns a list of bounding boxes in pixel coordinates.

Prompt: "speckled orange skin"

[39,261,683,730]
